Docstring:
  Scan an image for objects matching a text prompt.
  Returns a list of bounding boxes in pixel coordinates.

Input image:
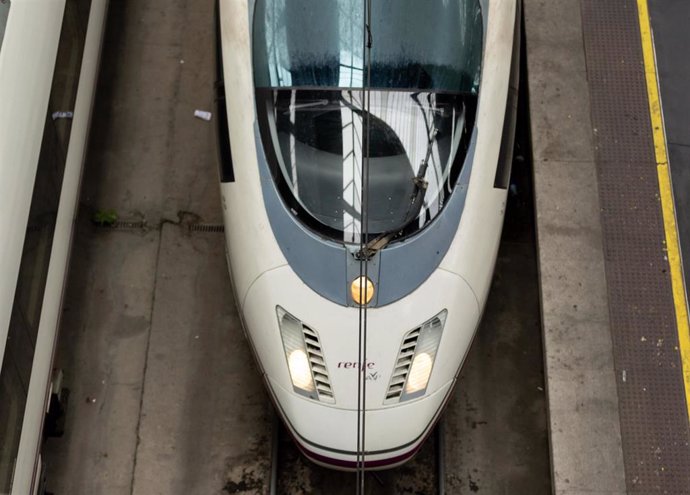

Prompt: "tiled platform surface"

[526,0,690,493]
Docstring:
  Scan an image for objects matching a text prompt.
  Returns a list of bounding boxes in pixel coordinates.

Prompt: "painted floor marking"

[637,0,690,423]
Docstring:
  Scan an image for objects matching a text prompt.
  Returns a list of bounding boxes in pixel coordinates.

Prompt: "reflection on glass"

[259,89,472,242]
[254,0,482,244]
[254,0,483,93]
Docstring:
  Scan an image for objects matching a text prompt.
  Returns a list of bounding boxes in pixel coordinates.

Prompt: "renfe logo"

[337,361,375,371]
[337,361,381,381]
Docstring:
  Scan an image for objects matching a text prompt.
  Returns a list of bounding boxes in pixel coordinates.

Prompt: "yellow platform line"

[637,0,690,423]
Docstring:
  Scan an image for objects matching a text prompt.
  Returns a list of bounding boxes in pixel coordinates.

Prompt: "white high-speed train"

[217,0,520,469]
[0,1,108,493]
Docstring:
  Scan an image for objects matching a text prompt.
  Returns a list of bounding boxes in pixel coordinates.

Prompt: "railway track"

[271,414,446,495]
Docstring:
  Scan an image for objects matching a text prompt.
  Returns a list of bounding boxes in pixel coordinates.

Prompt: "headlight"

[385,310,447,403]
[287,349,314,391]
[351,276,375,305]
[405,352,433,394]
[277,306,335,403]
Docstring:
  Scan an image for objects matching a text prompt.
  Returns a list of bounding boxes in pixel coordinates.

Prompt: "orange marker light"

[351,276,375,305]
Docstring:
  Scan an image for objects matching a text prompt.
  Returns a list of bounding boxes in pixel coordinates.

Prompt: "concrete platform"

[525,1,626,491]
[44,226,161,494]
[43,0,272,493]
[526,0,690,493]
[130,223,271,495]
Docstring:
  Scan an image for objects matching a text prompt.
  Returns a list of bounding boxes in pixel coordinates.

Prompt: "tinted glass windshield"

[253,1,482,244]
[254,0,483,93]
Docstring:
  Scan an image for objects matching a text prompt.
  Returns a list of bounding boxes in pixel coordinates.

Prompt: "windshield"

[254,0,482,92]
[253,0,482,244]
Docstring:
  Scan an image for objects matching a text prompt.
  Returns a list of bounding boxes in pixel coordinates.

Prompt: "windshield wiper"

[284,99,331,114]
[355,128,437,260]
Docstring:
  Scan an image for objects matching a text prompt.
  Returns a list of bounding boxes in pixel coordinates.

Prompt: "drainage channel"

[92,220,225,233]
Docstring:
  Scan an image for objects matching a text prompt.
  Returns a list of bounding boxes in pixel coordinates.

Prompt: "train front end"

[217,0,518,469]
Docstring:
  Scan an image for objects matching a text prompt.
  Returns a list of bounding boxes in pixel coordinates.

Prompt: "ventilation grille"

[189,223,225,233]
[302,325,335,403]
[385,327,421,403]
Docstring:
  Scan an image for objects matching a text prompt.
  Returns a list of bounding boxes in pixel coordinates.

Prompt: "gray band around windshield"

[255,124,477,307]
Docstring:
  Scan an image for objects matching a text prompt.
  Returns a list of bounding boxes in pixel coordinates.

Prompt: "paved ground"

[528,0,690,493]
[78,0,220,225]
[44,1,273,494]
[130,224,271,495]
[44,222,272,495]
[524,0,627,492]
[45,226,162,494]
[43,1,551,494]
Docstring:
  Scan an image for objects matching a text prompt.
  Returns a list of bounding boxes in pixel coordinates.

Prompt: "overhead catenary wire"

[356,0,373,493]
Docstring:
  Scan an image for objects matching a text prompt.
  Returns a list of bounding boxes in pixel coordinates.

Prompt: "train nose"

[268,374,454,470]
[241,264,480,470]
